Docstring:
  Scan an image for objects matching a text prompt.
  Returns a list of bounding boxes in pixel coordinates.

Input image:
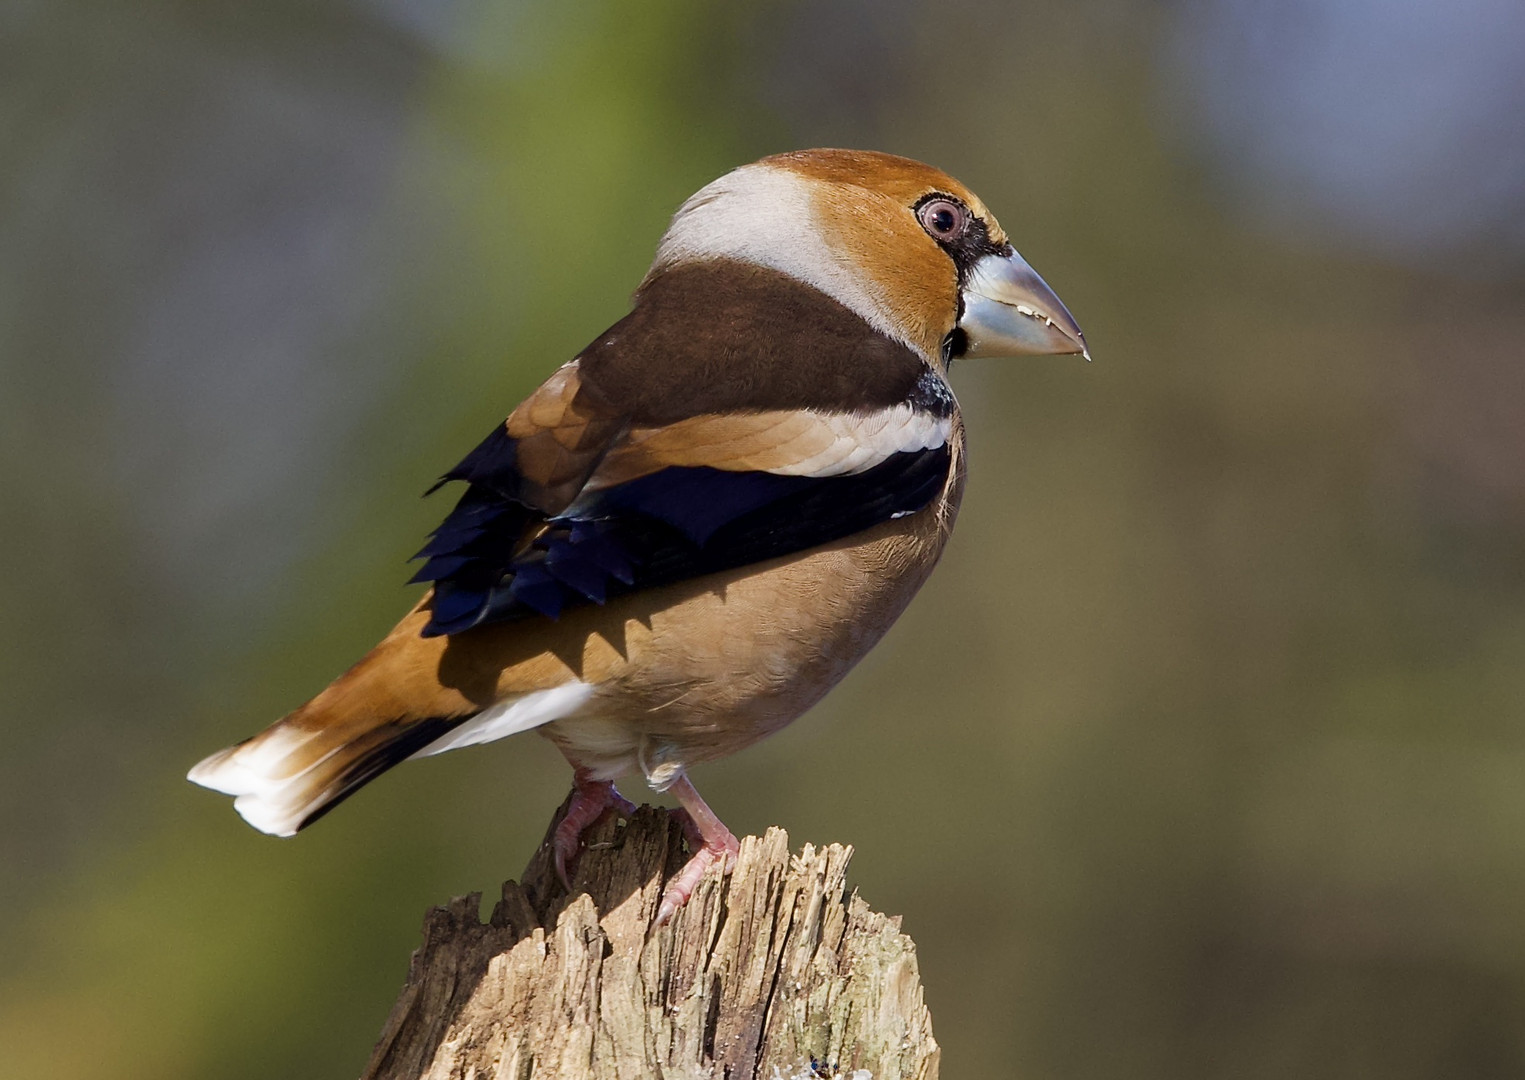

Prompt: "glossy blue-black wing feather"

[411,422,951,636]
[410,425,544,634]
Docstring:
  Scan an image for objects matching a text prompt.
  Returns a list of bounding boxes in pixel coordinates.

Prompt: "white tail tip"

[187,729,331,837]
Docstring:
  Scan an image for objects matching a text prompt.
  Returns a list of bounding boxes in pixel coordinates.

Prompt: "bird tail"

[187,601,476,836]
[187,710,468,837]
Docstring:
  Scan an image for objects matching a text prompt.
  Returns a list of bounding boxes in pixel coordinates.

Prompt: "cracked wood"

[362,803,940,1080]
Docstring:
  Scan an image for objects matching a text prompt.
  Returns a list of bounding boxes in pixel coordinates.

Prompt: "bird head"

[648,148,1087,366]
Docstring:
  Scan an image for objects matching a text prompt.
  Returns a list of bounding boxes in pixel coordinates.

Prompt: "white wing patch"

[780,408,945,475]
[763,407,949,477]
[574,404,952,497]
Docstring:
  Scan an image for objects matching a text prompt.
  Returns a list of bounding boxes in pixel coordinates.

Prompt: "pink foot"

[656,773,740,926]
[554,770,638,887]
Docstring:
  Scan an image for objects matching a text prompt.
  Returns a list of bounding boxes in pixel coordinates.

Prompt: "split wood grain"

[362,804,939,1080]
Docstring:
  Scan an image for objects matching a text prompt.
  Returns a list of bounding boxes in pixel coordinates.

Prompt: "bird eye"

[917,197,968,242]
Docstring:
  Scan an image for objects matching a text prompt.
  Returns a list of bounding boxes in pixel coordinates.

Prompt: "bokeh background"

[4,1,1524,1077]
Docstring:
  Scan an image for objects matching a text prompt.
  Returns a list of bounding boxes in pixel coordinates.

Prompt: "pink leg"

[656,773,740,925]
[554,769,638,888]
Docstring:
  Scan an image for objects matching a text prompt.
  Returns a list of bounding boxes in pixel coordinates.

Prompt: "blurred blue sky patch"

[1167,0,1525,269]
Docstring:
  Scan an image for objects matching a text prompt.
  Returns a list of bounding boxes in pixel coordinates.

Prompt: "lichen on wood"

[363,803,939,1080]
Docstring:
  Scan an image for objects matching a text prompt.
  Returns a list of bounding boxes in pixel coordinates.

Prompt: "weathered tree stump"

[363,803,939,1080]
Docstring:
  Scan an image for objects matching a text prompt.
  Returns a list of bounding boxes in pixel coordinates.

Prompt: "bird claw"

[553,774,636,888]
[655,831,739,926]
[554,770,737,923]
[653,775,740,926]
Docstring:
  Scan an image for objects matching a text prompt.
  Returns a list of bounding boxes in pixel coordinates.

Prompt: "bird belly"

[535,452,965,783]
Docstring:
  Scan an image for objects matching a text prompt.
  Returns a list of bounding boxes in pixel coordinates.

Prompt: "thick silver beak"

[959,249,1088,359]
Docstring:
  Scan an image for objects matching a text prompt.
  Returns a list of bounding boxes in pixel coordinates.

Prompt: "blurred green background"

[4,1,1524,1077]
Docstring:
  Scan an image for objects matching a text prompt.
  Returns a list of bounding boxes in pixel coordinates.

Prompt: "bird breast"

[537,415,967,782]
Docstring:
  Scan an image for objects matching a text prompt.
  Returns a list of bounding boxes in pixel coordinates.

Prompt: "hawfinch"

[189,149,1087,921]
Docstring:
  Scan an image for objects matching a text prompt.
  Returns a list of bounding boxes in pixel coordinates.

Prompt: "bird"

[188,148,1087,922]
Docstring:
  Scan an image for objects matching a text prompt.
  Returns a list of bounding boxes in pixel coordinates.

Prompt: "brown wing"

[500,362,627,512]
[414,360,953,636]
